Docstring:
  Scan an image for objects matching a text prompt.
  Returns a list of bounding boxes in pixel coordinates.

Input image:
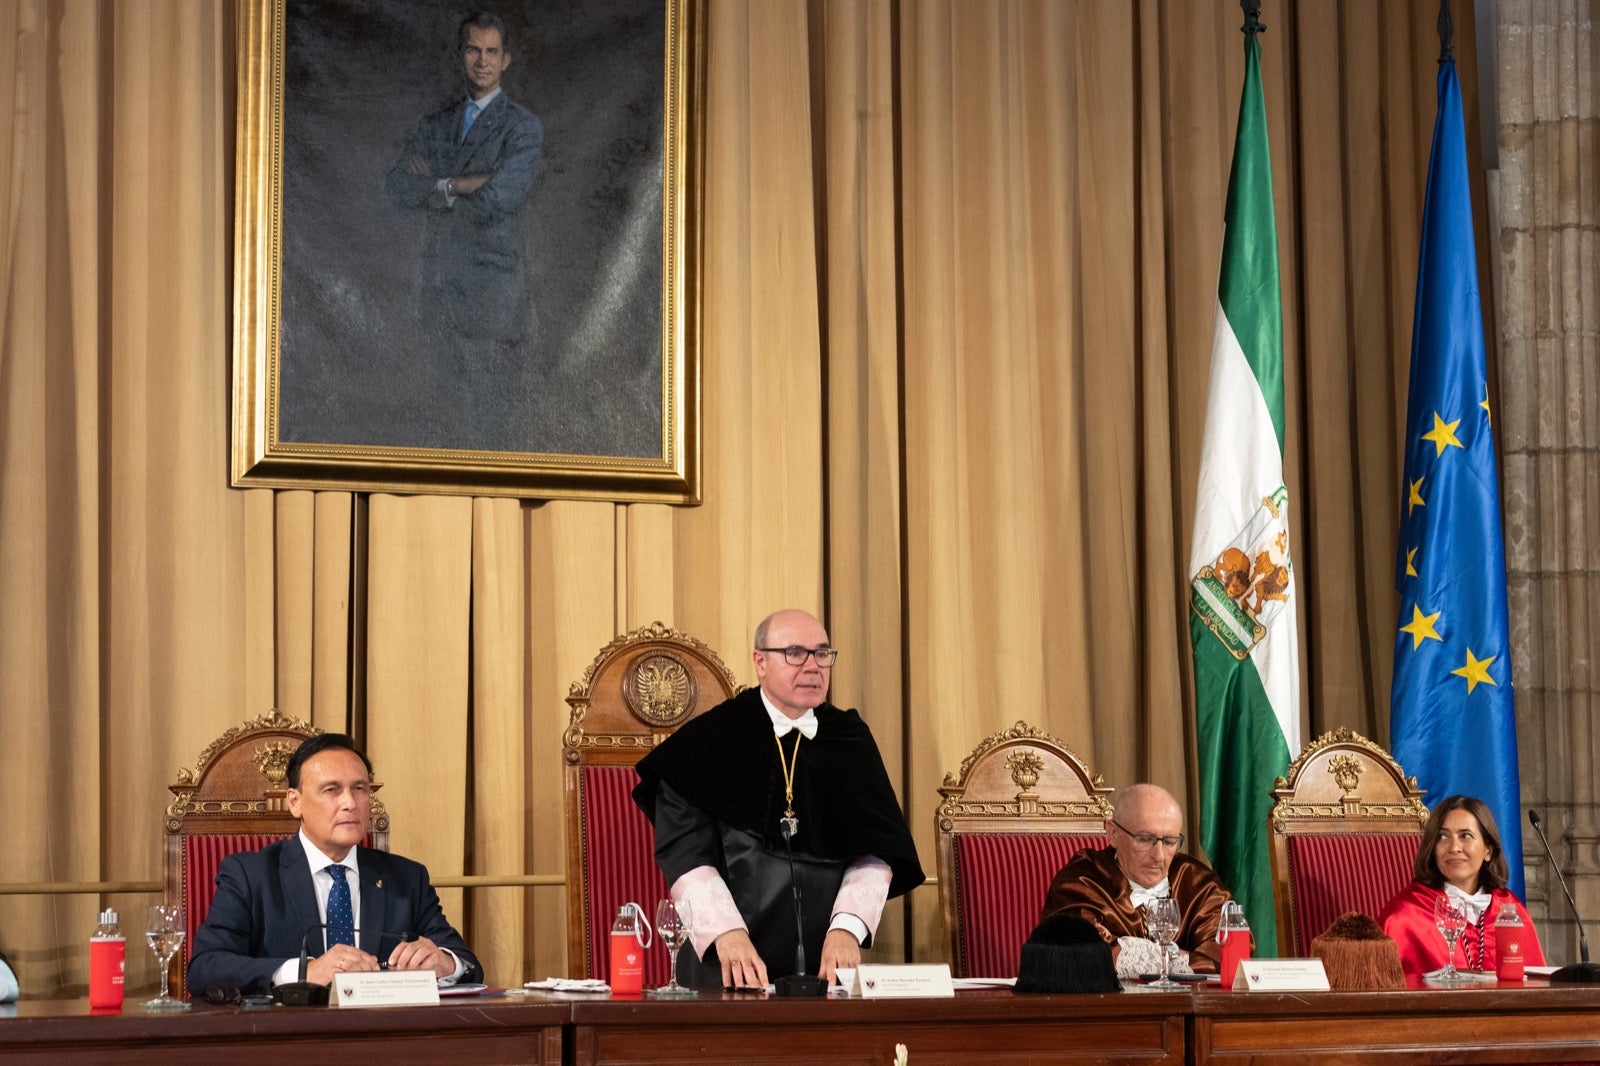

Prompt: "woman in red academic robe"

[1379,795,1545,979]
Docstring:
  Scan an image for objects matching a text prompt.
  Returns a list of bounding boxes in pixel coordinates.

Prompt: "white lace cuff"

[1114,936,1193,978]
[831,856,893,941]
[671,866,746,958]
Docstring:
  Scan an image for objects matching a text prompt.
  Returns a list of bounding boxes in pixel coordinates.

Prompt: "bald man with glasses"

[1041,783,1233,976]
[633,609,924,990]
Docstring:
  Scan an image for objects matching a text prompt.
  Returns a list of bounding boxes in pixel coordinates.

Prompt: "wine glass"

[648,897,698,997]
[1432,895,1470,984]
[142,904,190,1011]
[1143,898,1182,989]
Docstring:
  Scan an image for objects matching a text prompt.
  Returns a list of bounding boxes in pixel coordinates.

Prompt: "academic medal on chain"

[775,732,802,840]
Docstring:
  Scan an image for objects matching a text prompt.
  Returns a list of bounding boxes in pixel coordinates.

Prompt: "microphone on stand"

[772,817,828,998]
[1528,809,1600,982]
[272,924,418,1006]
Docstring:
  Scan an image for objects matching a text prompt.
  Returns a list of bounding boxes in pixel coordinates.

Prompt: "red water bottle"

[88,908,126,1010]
[608,903,652,996]
[1217,900,1252,990]
[1494,903,1525,981]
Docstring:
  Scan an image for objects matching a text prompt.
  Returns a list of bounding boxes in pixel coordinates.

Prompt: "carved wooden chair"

[935,721,1114,978]
[163,711,389,998]
[563,622,741,984]
[1268,727,1428,956]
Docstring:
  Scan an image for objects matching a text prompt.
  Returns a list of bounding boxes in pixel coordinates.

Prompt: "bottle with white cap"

[89,908,126,1009]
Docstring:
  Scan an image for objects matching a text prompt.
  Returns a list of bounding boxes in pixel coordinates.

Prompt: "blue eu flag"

[1390,59,1523,896]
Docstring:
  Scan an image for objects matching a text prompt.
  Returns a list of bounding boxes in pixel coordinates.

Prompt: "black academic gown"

[633,688,924,985]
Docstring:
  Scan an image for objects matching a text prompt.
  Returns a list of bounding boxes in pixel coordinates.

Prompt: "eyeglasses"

[1112,819,1184,850]
[758,645,839,667]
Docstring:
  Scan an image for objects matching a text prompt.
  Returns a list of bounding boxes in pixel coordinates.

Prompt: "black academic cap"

[1013,912,1121,994]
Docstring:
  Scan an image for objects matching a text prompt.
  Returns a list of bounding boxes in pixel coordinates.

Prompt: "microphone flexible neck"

[782,828,806,976]
[1530,810,1591,964]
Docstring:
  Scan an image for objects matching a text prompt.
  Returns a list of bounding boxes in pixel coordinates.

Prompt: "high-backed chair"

[935,721,1114,978]
[163,710,389,998]
[563,622,741,984]
[1268,727,1428,956]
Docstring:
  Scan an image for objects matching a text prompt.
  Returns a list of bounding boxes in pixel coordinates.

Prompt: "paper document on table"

[525,978,611,992]
[438,983,492,996]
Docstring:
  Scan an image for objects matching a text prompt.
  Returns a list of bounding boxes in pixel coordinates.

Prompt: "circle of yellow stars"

[1398,391,1499,695]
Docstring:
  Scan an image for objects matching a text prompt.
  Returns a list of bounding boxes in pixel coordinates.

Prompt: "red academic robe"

[1378,881,1545,979]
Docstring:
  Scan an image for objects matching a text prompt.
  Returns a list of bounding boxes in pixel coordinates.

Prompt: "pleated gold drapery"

[0,0,1484,993]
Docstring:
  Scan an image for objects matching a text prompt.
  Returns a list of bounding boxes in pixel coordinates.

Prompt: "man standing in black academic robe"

[633,609,924,989]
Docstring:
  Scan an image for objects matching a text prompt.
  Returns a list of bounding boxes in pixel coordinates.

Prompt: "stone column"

[1492,0,1599,964]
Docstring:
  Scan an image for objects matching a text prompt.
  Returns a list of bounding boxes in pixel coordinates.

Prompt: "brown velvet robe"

[1040,846,1232,973]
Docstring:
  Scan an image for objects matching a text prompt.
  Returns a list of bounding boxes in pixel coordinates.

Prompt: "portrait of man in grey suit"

[385,12,543,348]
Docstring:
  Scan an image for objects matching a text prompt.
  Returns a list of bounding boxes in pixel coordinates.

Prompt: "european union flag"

[1390,58,1523,895]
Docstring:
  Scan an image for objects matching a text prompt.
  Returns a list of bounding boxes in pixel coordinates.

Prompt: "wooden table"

[1190,979,1600,1065]
[0,994,569,1065]
[567,987,1191,1065]
[5,980,1598,1064]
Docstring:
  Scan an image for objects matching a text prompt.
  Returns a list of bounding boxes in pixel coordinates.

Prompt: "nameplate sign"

[852,964,954,999]
[331,970,441,1008]
[1235,959,1330,992]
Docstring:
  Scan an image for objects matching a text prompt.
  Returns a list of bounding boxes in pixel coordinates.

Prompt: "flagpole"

[1240,0,1264,37]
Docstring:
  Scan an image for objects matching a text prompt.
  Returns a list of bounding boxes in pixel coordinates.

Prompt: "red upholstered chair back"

[578,767,671,985]
[935,722,1115,978]
[1268,728,1428,956]
[181,833,292,966]
[952,832,1108,978]
[164,712,389,999]
[1284,833,1421,957]
[563,623,741,979]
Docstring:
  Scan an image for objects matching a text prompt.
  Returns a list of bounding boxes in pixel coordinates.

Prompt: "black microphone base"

[773,974,829,997]
[1547,962,1600,983]
[272,981,330,1006]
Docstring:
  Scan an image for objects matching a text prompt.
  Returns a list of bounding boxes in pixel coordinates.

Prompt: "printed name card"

[1235,958,1330,992]
[852,963,955,999]
[331,970,441,1008]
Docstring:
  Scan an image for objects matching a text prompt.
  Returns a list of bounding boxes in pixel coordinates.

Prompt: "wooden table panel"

[568,989,1190,1066]
[1190,982,1600,1065]
[0,996,569,1065]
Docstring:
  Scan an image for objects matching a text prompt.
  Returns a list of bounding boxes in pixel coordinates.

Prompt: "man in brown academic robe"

[1040,783,1232,974]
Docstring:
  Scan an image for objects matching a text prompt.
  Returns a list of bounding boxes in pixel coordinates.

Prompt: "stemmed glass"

[648,897,698,997]
[142,904,190,1011]
[1432,895,1470,984]
[1143,898,1182,989]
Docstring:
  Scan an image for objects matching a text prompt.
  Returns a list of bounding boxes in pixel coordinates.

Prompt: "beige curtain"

[0,0,1487,992]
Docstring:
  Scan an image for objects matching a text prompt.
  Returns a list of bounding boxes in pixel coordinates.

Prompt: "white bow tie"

[1130,881,1170,909]
[773,710,818,740]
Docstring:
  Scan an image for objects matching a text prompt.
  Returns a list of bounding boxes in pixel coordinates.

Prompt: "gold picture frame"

[232,0,702,503]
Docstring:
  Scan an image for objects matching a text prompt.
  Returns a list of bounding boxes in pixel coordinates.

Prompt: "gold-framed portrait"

[232,0,702,503]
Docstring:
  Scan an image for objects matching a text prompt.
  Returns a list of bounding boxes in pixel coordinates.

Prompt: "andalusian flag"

[1390,57,1523,896]
[1188,28,1298,958]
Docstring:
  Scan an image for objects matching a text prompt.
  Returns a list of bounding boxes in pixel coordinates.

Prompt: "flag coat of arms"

[1188,29,1298,959]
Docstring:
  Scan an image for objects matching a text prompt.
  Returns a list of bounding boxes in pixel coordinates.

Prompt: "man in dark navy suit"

[186,733,481,999]
[385,11,544,348]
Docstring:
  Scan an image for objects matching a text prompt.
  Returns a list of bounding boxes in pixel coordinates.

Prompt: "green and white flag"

[1187,30,1298,959]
